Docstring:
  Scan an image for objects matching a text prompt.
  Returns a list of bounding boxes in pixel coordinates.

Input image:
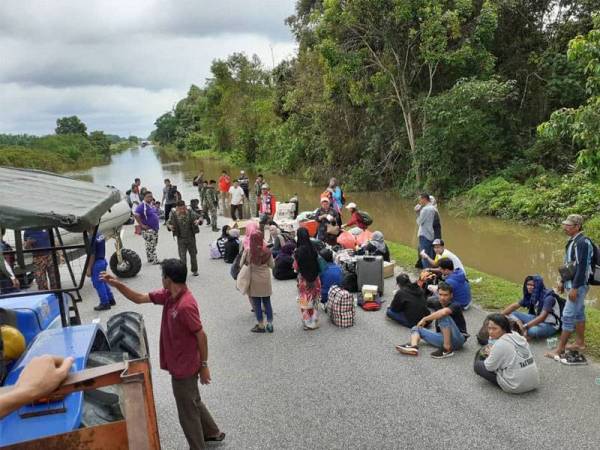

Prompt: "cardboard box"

[383,260,396,279]
[362,284,378,296]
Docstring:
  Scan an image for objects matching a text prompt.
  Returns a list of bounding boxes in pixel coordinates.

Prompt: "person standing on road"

[416,193,436,268]
[259,184,277,221]
[546,214,593,365]
[199,180,211,226]
[204,180,219,232]
[100,260,226,448]
[240,231,275,333]
[218,171,231,214]
[253,175,264,217]
[238,170,250,199]
[161,179,178,226]
[23,228,58,291]
[134,191,160,264]
[294,227,321,330]
[87,231,116,311]
[167,200,202,276]
[228,180,245,221]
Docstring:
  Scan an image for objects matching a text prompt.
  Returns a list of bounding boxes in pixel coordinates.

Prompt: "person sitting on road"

[421,239,465,275]
[315,197,341,241]
[273,241,297,280]
[427,258,471,310]
[474,313,540,394]
[319,248,343,305]
[216,225,230,258]
[501,275,560,340]
[343,202,367,230]
[396,282,468,359]
[386,274,430,328]
[223,229,241,264]
[268,225,286,258]
[355,231,390,262]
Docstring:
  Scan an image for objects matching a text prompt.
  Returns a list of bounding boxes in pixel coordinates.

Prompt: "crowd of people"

[1,170,595,450]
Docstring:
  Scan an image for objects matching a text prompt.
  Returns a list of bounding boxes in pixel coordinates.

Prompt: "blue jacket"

[565,233,593,289]
[519,275,555,316]
[444,268,471,308]
[319,262,343,303]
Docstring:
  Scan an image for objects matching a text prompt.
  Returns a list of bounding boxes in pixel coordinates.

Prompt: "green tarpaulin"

[0,167,121,231]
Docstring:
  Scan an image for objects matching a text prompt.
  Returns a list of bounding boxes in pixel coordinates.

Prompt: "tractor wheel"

[107,311,149,359]
[109,248,141,278]
[81,351,125,426]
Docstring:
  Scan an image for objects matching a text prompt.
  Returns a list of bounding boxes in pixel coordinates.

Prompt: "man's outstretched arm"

[100,272,151,304]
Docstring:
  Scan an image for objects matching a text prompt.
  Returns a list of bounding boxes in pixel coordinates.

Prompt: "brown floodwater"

[70,146,597,306]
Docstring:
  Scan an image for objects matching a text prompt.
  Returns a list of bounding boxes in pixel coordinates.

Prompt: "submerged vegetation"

[0,116,139,172]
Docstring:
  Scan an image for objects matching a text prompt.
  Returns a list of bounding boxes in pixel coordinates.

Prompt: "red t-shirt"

[218,175,231,193]
[149,287,203,379]
[347,211,367,230]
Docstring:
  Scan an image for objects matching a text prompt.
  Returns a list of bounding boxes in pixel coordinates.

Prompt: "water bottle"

[546,336,558,349]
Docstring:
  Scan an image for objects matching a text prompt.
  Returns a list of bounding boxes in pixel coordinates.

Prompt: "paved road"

[78,221,600,450]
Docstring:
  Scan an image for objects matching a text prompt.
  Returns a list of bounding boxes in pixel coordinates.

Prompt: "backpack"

[327,285,355,328]
[358,211,373,227]
[549,292,567,330]
[587,238,600,285]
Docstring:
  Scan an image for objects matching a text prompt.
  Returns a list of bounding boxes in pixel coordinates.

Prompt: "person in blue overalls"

[87,231,116,311]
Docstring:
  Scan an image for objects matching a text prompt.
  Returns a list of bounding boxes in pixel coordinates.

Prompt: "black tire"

[81,351,125,427]
[107,311,149,359]
[109,248,141,278]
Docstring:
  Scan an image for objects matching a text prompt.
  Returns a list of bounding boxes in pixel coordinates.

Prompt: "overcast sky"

[0,0,297,137]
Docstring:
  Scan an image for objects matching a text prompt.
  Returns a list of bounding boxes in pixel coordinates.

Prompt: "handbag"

[558,262,576,282]
[236,262,251,295]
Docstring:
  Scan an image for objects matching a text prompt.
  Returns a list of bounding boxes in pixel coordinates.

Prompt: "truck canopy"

[0,167,121,231]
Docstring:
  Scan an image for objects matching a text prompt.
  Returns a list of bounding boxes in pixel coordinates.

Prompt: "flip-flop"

[205,432,226,442]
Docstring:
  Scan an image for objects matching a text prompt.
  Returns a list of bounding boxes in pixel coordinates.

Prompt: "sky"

[0,0,298,138]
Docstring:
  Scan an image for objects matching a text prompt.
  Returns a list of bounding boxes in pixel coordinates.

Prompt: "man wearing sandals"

[545,214,592,366]
[100,259,226,448]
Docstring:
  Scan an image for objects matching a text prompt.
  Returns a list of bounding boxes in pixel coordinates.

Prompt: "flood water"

[70,146,597,305]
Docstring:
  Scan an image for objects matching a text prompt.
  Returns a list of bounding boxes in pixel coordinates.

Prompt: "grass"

[387,241,600,360]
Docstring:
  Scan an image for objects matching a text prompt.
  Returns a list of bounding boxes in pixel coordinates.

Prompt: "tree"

[316,0,499,184]
[153,112,177,144]
[88,131,111,158]
[55,116,87,136]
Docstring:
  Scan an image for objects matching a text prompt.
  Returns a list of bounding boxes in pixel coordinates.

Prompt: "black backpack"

[549,292,567,330]
[587,238,600,285]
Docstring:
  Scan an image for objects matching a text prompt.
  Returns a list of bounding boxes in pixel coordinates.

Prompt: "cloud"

[0,0,298,137]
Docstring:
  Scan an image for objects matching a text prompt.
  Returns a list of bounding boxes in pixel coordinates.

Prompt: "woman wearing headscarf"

[273,241,297,280]
[240,231,275,333]
[356,231,390,261]
[243,221,259,250]
[294,227,321,330]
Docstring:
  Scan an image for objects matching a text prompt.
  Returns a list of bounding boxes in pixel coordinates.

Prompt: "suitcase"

[356,255,384,295]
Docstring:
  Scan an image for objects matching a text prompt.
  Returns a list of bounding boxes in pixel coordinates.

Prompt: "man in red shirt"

[218,170,231,214]
[343,202,367,230]
[100,259,225,448]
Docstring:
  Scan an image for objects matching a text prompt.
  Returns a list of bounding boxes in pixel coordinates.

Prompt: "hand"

[15,355,74,402]
[417,318,428,328]
[11,277,20,289]
[420,250,427,257]
[99,271,117,286]
[86,270,91,278]
[557,281,564,294]
[568,288,578,302]
[199,367,211,385]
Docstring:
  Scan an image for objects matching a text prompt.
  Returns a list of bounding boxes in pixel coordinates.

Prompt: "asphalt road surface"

[78,220,600,450]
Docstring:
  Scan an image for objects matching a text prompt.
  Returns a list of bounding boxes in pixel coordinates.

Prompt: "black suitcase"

[356,255,384,295]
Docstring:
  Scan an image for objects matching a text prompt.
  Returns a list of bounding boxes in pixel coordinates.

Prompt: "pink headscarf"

[243,221,259,250]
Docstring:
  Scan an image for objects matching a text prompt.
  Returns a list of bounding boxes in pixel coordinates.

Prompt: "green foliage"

[55,115,87,136]
[88,131,111,157]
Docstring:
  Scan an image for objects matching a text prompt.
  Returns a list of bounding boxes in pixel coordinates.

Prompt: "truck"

[0,167,159,449]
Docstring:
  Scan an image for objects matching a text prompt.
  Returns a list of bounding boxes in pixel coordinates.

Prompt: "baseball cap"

[432,239,444,246]
[320,197,330,203]
[346,202,357,209]
[562,214,583,227]
[261,183,270,189]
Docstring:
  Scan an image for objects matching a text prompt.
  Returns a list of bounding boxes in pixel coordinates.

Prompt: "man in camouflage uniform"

[167,200,201,276]
[201,180,219,232]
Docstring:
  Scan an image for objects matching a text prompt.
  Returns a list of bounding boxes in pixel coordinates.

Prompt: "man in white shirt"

[421,239,466,275]
[228,180,245,221]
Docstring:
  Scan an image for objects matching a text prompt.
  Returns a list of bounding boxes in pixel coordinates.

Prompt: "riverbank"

[388,241,600,360]
[0,135,138,173]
